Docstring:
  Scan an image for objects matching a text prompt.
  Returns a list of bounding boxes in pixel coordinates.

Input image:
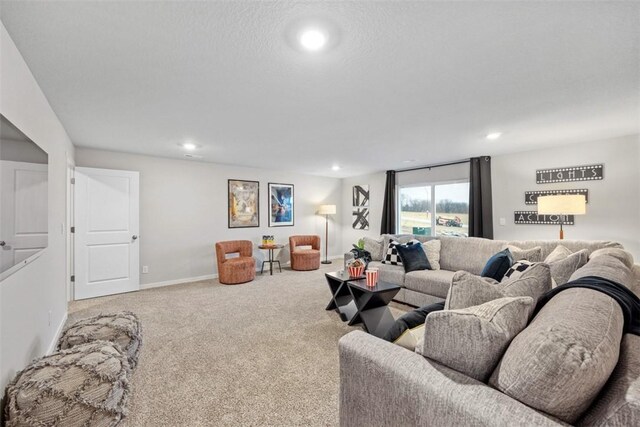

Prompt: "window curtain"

[380,170,396,234]
[469,157,494,239]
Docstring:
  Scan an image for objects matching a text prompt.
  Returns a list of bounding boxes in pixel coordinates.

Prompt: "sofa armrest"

[339,331,567,427]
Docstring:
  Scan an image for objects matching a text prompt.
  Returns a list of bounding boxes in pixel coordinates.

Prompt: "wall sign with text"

[514,211,575,225]
[524,189,589,205]
[536,164,603,184]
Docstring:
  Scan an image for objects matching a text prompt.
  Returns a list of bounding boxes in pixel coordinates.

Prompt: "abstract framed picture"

[352,208,369,230]
[353,185,369,207]
[228,179,260,228]
[268,183,294,227]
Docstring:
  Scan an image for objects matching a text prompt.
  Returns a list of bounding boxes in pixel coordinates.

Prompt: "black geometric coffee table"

[325,271,401,338]
[346,279,401,338]
[325,271,363,323]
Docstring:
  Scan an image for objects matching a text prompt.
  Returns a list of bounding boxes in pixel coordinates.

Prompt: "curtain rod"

[396,159,470,173]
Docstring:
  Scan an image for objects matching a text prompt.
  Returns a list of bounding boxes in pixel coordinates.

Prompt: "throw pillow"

[548,248,589,287]
[363,237,384,262]
[382,239,420,265]
[58,311,143,369]
[480,249,514,281]
[545,244,572,263]
[446,263,552,310]
[506,245,543,263]
[589,247,635,270]
[502,260,535,281]
[4,341,130,427]
[383,302,445,350]
[489,288,623,424]
[419,297,534,382]
[421,239,441,270]
[396,242,431,273]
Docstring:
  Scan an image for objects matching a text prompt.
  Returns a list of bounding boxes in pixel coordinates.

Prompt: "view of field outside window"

[399,182,469,237]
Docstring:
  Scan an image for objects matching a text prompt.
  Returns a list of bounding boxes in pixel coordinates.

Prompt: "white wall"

[75,148,343,286]
[0,23,75,391]
[492,135,640,259]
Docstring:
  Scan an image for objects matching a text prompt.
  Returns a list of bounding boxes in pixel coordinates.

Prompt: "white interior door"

[74,167,139,300]
[0,160,48,271]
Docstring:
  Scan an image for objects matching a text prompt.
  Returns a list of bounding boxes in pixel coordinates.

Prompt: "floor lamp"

[318,204,336,264]
[537,194,586,239]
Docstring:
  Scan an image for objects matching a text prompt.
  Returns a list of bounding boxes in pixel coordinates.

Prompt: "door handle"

[132,235,138,241]
[0,241,5,247]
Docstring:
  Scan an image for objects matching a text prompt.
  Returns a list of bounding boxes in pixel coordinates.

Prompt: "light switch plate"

[499,217,506,226]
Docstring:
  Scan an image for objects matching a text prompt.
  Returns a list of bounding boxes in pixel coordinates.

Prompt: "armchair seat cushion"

[404,270,455,298]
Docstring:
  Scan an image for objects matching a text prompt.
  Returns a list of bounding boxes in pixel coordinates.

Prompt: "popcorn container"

[366,268,379,287]
[348,265,365,278]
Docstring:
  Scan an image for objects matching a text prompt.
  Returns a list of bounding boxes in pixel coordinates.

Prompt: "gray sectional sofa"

[339,238,640,426]
[349,234,632,307]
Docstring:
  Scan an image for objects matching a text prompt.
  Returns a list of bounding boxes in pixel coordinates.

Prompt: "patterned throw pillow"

[382,239,420,265]
[503,260,536,281]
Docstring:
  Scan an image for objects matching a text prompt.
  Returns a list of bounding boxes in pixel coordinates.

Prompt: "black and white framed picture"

[268,183,294,227]
[536,164,603,184]
[352,208,369,230]
[514,211,575,225]
[352,185,369,207]
[525,189,589,205]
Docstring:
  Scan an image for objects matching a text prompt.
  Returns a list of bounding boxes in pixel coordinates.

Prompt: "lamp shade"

[317,204,337,215]
[537,194,586,215]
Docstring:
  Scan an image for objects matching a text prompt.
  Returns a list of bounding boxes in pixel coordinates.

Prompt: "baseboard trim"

[47,312,68,355]
[141,274,218,290]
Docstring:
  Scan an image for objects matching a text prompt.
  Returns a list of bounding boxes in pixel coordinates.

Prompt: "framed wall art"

[228,179,260,228]
[352,185,369,207]
[268,183,294,227]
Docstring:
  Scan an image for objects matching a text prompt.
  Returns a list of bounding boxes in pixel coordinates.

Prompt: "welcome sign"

[536,164,603,184]
[514,211,575,225]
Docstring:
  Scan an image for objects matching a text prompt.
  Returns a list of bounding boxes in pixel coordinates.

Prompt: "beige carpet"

[69,263,408,426]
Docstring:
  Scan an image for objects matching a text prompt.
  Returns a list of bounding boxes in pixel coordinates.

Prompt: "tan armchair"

[289,235,321,271]
[215,240,256,284]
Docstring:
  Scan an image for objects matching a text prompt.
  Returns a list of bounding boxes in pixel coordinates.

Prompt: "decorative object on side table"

[268,183,294,227]
[317,204,336,264]
[365,268,379,287]
[262,235,275,245]
[347,258,365,278]
[228,179,259,228]
[537,194,586,239]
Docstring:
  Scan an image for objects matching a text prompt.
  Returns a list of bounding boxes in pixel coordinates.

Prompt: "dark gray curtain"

[469,157,494,239]
[380,170,396,234]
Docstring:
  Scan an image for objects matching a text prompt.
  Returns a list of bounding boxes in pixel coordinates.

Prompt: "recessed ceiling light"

[300,29,327,51]
[332,165,340,171]
[485,132,502,140]
[181,142,197,150]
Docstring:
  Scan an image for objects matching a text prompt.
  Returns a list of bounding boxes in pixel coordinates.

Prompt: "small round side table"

[258,244,284,275]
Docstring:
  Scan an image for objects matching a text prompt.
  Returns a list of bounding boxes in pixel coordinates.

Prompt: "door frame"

[66,155,75,301]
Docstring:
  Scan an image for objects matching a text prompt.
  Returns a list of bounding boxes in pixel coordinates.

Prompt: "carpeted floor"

[68,263,408,426]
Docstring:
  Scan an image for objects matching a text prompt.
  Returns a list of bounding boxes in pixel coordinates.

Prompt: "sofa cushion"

[489,288,623,424]
[505,245,543,262]
[549,249,589,286]
[5,341,130,427]
[363,237,385,261]
[368,261,406,286]
[506,240,623,261]
[446,263,552,310]
[481,249,514,281]
[545,244,572,263]
[589,247,635,270]
[502,260,535,281]
[421,239,441,270]
[419,297,534,382]
[404,269,456,299]
[59,311,142,369]
[578,333,640,426]
[383,239,420,266]
[396,242,431,272]
[439,236,506,275]
[383,302,445,350]
[570,253,635,287]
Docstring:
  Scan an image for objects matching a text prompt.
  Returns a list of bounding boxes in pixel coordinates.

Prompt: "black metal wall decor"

[536,164,603,184]
[514,211,575,225]
[525,189,589,205]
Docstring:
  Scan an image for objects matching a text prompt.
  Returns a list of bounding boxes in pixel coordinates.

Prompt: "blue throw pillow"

[396,242,432,273]
[481,249,514,281]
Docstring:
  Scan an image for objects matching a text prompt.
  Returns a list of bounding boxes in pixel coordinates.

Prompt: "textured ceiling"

[1,1,638,177]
